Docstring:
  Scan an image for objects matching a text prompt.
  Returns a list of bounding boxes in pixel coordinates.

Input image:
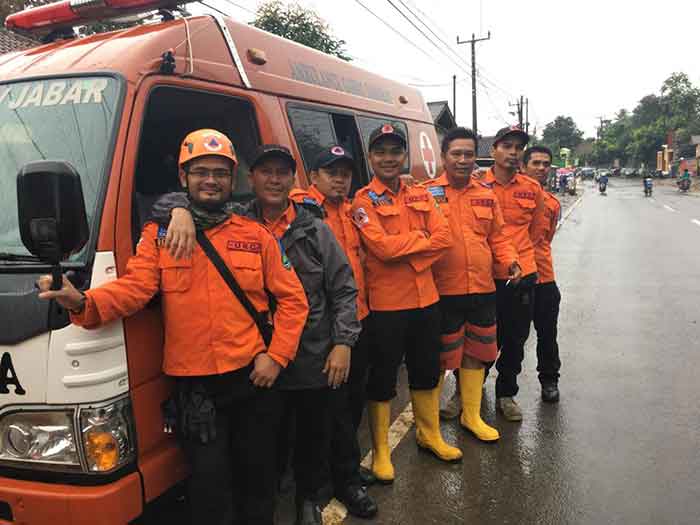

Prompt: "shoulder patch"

[368,190,393,207]
[155,225,168,248]
[352,207,370,228]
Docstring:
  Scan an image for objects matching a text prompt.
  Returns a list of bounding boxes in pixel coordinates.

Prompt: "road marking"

[692,219,700,227]
[664,204,676,212]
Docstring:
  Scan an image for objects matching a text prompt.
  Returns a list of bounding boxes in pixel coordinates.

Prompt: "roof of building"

[0,28,37,55]
[477,135,496,158]
[427,100,456,131]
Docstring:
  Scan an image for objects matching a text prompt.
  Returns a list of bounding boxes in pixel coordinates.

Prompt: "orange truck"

[0,2,442,522]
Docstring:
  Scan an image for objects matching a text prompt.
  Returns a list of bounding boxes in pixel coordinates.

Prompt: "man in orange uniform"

[351,124,462,484]
[522,145,562,403]
[480,126,547,422]
[289,145,379,496]
[36,129,309,525]
[422,127,520,442]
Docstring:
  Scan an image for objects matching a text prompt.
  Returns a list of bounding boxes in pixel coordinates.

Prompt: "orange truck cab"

[0,2,442,522]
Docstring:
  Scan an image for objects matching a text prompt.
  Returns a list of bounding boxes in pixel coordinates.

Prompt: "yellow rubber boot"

[458,368,500,442]
[410,381,463,463]
[367,400,395,484]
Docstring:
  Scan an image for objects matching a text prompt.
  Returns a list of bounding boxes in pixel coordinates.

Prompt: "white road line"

[692,219,700,227]
[664,204,676,212]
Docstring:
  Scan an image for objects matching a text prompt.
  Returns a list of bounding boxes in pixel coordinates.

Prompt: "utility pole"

[509,97,524,127]
[453,74,457,121]
[525,97,529,135]
[457,31,490,135]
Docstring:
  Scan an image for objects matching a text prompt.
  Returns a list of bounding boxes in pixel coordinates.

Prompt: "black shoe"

[541,383,560,403]
[358,466,377,487]
[336,485,379,519]
[295,500,322,525]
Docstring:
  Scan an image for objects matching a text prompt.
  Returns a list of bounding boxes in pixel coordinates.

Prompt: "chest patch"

[156,225,168,248]
[470,198,495,207]
[368,190,393,207]
[427,185,448,203]
[227,241,262,253]
[513,191,535,200]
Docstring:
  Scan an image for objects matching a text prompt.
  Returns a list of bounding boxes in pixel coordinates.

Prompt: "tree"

[541,115,584,164]
[251,1,350,61]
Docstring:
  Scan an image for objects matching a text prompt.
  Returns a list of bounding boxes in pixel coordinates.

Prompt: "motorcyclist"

[599,172,609,193]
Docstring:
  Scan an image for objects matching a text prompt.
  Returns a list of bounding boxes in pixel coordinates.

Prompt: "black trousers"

[367,304,442,401]
[180,367,282,525]
[328,317,372,492]
[493,276,536,398]
[533,281,562,384]
[277,388,331,503]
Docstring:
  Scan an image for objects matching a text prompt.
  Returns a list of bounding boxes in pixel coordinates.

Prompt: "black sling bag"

[196,230,273,346]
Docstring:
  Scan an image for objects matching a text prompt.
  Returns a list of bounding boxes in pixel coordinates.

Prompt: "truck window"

[0,76,121,262]
[287,106,370,197]
[132,87,260,245]
[356,116,411,175]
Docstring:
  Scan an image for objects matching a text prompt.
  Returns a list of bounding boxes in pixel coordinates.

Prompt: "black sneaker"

[541,383,560,403]
[358,466,377,487]
[295,500,322,525]
[336,485,379,519]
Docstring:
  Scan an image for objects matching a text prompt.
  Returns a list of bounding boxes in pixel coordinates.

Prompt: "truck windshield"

[0,76,120,262]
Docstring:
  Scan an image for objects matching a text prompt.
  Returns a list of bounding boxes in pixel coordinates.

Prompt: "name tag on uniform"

[513,191,535,200]
[405,194,429,204]
[470,198,495,207]
[227,241,262,253]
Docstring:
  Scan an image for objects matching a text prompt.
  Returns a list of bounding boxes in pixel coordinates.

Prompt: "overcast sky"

[198,0,700,138]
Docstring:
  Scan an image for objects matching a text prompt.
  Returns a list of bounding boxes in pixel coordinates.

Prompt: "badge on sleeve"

[352,207,370,228]
[156,225,168,248]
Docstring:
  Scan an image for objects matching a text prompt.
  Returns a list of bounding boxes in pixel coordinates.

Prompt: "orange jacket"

[421,173,518,295]
[290,185,369,320]
[535,190,561,284]
[351,177,452,311]
[480,169,547,280]
[72,217,309,376]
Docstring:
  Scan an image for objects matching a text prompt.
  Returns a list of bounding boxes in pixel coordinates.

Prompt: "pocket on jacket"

[160,258,193,292]
[228,251,264,292]
[375,205,402,234]
[472,205,493,234]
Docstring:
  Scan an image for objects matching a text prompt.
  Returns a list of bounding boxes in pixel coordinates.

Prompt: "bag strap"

[196,230,269,338]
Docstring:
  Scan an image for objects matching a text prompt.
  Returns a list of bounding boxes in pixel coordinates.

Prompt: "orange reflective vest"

[290,185,369,320]
[535,190,561,284]
[480,169,547,280]
[421,173,518,295]
[72,217,309,376]
[351,176,451,311]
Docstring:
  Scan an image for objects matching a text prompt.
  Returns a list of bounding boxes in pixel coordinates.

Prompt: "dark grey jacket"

[151,193,360,390]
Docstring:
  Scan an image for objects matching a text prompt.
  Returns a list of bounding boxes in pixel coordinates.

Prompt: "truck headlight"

[79,397,135,472]
[0,411,80,469]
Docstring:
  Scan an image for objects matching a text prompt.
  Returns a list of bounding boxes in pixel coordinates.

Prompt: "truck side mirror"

[16,161,90,282]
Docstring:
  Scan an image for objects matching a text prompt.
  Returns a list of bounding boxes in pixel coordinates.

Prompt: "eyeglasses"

[188,168,233,181]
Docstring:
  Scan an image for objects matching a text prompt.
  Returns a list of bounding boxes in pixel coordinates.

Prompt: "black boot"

[336,485,378,519]
[541,382,560,403]
[296,500,322,525]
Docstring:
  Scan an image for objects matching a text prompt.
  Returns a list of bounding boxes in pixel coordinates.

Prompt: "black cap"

[368,123,407,150]
[493,125,530,146]
[250,144,297,172]
[312,145,355,171]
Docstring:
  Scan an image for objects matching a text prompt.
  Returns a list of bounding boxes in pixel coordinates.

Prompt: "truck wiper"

[0,252,43,263]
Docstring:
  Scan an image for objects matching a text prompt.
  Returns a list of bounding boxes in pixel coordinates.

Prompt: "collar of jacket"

[246,199,321,241]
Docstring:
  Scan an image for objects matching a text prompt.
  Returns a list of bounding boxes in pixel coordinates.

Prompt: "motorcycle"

[599,180,607,195]
[567,175,577,196]
[678,178,691,193]
[643,177,653,197]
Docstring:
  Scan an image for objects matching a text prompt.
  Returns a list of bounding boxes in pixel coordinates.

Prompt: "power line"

[218,0,256,15]
[384,0,473,79]
[352,0,436,62]
[199,1,228,17]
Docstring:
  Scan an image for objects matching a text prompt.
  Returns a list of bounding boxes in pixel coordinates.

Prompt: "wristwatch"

[68,292,87,314]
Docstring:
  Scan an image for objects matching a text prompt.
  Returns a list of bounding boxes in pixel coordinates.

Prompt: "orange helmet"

[179,129,237,167]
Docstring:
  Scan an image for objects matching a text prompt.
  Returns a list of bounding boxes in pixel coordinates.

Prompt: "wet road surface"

[346,178,700,525]
[142,178,700,524]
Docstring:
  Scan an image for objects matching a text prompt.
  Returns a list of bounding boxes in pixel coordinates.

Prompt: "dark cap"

[368,123,407,150]
[250,144,297,172]
[493,125,530,147]
[312,145,355,171]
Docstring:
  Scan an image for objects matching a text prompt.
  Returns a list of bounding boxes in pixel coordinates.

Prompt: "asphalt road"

[347,178,700,525]
[142,178,700,524]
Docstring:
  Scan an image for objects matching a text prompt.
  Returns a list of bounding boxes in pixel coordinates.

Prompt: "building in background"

[0,28,37,55]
